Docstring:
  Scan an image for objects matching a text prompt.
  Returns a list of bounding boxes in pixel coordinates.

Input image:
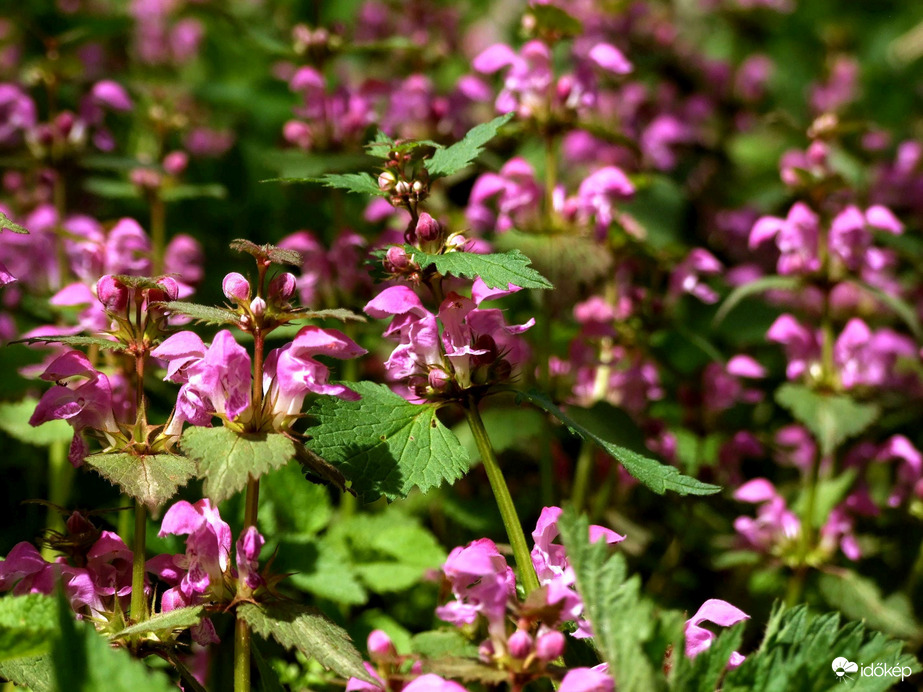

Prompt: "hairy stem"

[465,396,540,594]
[234,617,251,692]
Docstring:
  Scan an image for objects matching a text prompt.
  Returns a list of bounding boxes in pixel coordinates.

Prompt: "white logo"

[832,657,858,682]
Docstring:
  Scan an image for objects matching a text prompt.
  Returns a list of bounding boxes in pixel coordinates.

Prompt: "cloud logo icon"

[832,657,859,678]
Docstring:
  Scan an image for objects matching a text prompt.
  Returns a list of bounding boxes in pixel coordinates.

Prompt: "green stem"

[234,617,251,692]
[130,500,147,623]
[465,396,540,594]
[41,441,71,561]
[572,440,595,513]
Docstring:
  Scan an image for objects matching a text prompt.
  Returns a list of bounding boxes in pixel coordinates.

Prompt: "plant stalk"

[130,500,147,622]
[465,396,540,594]
[234,616,252,691]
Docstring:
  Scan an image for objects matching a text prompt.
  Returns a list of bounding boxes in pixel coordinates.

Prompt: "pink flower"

[749,203,821,275]
[733,478,800,552]
[559,665,614,692]
[684,599,749,667]
[670,249,722,304]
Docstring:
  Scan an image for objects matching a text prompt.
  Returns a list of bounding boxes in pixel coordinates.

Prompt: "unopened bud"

[157,276,180,301]
[378,170,397,191]
[96,274,128,312]
[478,639,496,663]
[535,630,565,661]
[163,150,189,176]
[412,180,424,194]
[367,630,396,660]
[130,167,162,190]
[55,111,76,137]
[395,180,411,196]
[269,272,297,302]
[445,233,467,251]
[428,368,451,391]
[250,296,266,317]
[415,212,442,243]
[386,245,410,271]
[508,629,533,659]
[223,272,251,302]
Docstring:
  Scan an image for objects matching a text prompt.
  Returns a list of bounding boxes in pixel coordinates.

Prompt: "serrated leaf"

[160,183,226,202]
[265,172,389,197]
[0,210,28,234]
[229,239,303,267]
[181,427,296,504]
[818,571,922,641]
[517,390,720,496]
[558,509,665,692]
[159,301,242,327]
[0,595,58,662]
[425,113,514,179]
[294,307,367,323]
[713,275,802,326]
[110,606,205,640]
[493,230,613,289]
[420,657,510,684]
[0,654,54,691]
[305,382,470,502]
[85,452,197,512]
[411,630,479,659]
[0,398,73,446]
[775,384,880,457]
[238,601,370,682]
[412,247,552,290]
[15,335,127,352]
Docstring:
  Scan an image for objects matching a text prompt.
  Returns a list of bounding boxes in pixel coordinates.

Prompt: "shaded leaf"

[85,452,197,512]
[775,383,880,457]
[0,398,73,446]
[420,657,509,684]
[425,113,514,178]
[713,275,802,326]
[517,390,720,496]
[180,427,296,504]
[0,595,57,662]
[306,382,470,502]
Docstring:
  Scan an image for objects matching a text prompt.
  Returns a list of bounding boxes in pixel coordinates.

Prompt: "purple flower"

[0,84,37,146]
[733,479,800,552]
[90,81,133,112]
[685,599,749,667]
[834,319,916,389]
[670,249,722,304]
[766,314,821,380]
[435,538,515,630]
[576,166,635,236]
[876,435,923,507]
[466,157,542,233]
[559,666,614,692]
[402,674,468,692]
[749,202,821,275]
[235,526,265,591]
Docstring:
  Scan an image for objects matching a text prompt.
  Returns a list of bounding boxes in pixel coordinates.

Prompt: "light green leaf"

[713,274,802,326]
[0,398,73,446]
[109,606,205,640]
[160,301,242,327]
[411,247,552,290]
[160,183,226,202]
[411,630,479,660]
[16,334,127,352]
[775,383,880,457]
[0,595,58,662]
[425,113,514,178]
[0,654,54,691]
[0,210,28,234]
[180,427,297,504]
[306,382,470,502]
[238,601,370,682]
[261,460,333,538]
[517,390,720,496]
[818,571,922,641]
[85,452,197,512]
[83,178,141,200]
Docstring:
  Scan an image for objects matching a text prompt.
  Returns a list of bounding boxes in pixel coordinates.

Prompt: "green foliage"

[518,390,721,496]
[0,209,29,234]
[671,626,745,692]
[160,301,242,327]
[15,334,128,352]
[818,570,922,641]
[714,275,803,326]
[109,606,205,640]
[260,460,333,538]
[160,183,226,201]
[306,382,470,502]
[420,657,510,685]
[451,406,547,460]
[268,172,388,197]
[493,230,613,290]
[238,601,371,682]
[85,452,197,511]
[0,398,73,446]
[526,4,584,38]
[180,427,296,504]
[411,630,479,660]
[425,113,514,179]
[775,383,881,457]
[410,247,553,290]
[0,595,58,662]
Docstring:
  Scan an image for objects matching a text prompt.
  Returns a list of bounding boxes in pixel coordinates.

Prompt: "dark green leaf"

[775,383,880,457]
[160,183,226,202]
[180,427,297,504]
[845,279,922,339]
[252,637,286,692]
[0,595,58,662]
[0,398,73,446]
[420,657,509,684]
[411,247,552,290]
[305,382,470,502]
[527,4,584,37]
[15,335,127,352]
[425,113,514,179]
[265,172,388,197]
[85,452,197,512]
[713,275,802,326]
[109,606,205,640]
[0,210,28,234]
[518,390,720,496]
[238,601,370,682]
[159,301,242,327]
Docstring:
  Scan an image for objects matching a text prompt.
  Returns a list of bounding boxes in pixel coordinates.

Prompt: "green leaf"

[181,427,296,504]
[84,178,141,200]
[85,452,197,512]
[229,239,304,267]
[261,460,333,538]
[517,390,720,496]
[670,625,745,692]
[109,606,205,640]
[425,113,514,179]
[526,4,584,37]
[775,383,880,457]
[15,334,127,352]
[238,601,370,682]
[411,630,479,659]
[411,247,552,290]
[283,536,368,605]
[0,398,73,446]
[0,654,54,691]
[252,637,286,692]
[265,172,388,197]
[451,406,547,460]
[294,307,366,323]
[818,571,922,641]
[53,592,176,692]
[159,301,242,327]
[792,469,857,527]
[420,657,510,685]
[0,209,29,234]
[713,275,802,326]
[558,509,666,692]
[160,183,226,202]
[0,595,58,662]
[845,279,923,339]
[493,230,613,290]
[306,382,470,502]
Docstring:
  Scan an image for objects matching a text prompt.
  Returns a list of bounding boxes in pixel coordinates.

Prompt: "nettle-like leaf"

[266,172,389,197]
[722,603,920,692]
[558,509,666,692]
[518,390,720,496]
[774,383,880,457]
[306,382,470,502]
[670,626,746,692]
[85,452,197,512]
[0,398,73,446]
[180,427,297,504]
[293,307,367,323]
[229,239,303,267]
[408,246,552,290]
[0,595,58,663]
[237,601,371,682]
[159,301,242,327]
[425,113,514,179]
[0,654,55,692]
[15,335,127,352]
[818,570,922,641]
[0,209,28,234]
[366,130,442,159]
[109,606,205,641]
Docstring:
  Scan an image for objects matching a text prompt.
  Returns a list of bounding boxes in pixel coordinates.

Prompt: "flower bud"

[385,245,410,271]
[535,630,565,661]
[478,639,496,663]
[223,272,251,302]
[269,272,297,302]
[163,150,189,176]
[130,167,161,190]
[415,213,442,243]
[378,170,397,191]
[395,180,411,196]
[508,629,533,659]
[445,233,467,251]
[367,630,396,660]
[96,274,128,313]
[157,276,180,301]
[428,368,451,391]
[250,296,267,317]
